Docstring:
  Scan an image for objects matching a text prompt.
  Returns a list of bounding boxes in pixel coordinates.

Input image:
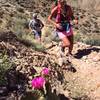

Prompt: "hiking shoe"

[61,47,65,52]
[59,42,65,52]
[59,46,65,57]
[67,54,74,62]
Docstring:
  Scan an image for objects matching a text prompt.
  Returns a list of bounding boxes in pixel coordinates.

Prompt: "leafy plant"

[21,90,45,100]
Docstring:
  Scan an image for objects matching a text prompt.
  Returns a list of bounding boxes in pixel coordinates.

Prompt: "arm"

[29,20,31,29]
[48,6,58,27]
[48,6,65,29]
[29,20,33,32]
[40,20,44,29]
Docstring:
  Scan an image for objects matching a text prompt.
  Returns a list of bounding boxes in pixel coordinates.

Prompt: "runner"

[48,0,78,55]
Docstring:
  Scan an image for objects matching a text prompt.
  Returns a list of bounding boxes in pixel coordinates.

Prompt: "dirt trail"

[47,41,100,99]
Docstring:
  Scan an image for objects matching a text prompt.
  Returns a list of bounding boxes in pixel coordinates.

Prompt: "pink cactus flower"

[32,77,45,89]
[41,68,49,76]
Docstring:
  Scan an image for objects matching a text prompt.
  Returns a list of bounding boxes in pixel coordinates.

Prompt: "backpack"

[29,20,36,30]
[29,19,41,31]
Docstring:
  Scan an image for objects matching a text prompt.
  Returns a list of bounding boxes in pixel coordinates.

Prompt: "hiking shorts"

[32,30,41,39]
[57,27,73,39]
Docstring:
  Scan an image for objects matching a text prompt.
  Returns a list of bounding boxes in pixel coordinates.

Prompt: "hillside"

[0,0,100,35]
[1,0,100,15]
[0,0,100,100]
[67,0,100,16]
[0,31,100,100]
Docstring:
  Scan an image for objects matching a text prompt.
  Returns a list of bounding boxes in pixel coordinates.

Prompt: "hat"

[32,13,38,18]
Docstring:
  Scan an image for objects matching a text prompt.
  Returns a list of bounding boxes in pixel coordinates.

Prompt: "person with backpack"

[48,0,78,56]
[29,13,44,42]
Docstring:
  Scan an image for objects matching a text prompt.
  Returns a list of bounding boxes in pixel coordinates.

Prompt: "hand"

[55,23,63,29]
[73,19,78,24]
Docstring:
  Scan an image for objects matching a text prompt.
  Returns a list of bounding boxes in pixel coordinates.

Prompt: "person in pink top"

[48,0,78,55]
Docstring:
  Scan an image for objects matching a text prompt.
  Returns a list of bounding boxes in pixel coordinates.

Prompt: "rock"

[58,58,63,66]
[16,65,22,71]
[0,59,3,63]
[93,55,100,62]
[0,86,8,96]
[82,56,88,60]
[28,76,33,80]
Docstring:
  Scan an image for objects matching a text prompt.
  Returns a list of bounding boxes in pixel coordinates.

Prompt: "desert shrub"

[11,17,28,36]
[84,37,100,46]
[74,32,83,42]
[7,13,29,38]
[33,43,45,52]
[74,33,100,46]
[42,26,60,43]
[82,34,100,46]
[18,32,46,52]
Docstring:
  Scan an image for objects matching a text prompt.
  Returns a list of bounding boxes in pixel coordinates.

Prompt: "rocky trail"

[0,31,100,100]
[47,41,100,99]
[0,0,100,99]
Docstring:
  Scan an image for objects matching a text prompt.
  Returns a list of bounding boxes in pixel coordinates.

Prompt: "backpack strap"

[29,20,36,30]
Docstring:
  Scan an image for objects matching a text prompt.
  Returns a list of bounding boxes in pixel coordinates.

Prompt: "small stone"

[0,59,3,63]
[93,55,100,62]
[16,66,22,71]
[82,56,87,60]
[58,58,63,66]
[28,76,33,80]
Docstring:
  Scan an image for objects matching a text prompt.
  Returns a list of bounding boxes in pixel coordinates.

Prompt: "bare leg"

[35,31,42,43]
[62,37,70,47]
[61,36,70,52]
[37,37,41,42]
[67,35,74,55]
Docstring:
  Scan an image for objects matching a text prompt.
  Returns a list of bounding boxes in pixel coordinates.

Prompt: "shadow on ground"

[74,47,100,59]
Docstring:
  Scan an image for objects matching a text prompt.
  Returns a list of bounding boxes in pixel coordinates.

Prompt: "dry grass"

[74,32,100,46]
